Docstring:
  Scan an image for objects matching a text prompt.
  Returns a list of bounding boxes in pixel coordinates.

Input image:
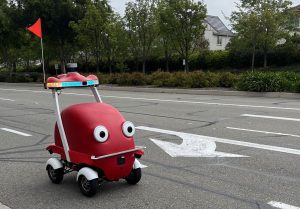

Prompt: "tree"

[21,0,80,73]
[158,0,206,72]
[157,0,173,72]
[231,7,261,70]
[0,0,10,67]
[124,0,158,73]
[231,0,296,69]
[70,0,112,73]
[0,0,26,79]
[102,14,129,73]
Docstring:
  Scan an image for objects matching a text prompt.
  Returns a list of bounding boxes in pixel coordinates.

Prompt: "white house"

[293,5,300,30]
[204,15,235,51]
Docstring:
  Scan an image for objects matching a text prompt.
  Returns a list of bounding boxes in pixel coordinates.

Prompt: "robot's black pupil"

[100,131,106,138]
[127,127,133,133]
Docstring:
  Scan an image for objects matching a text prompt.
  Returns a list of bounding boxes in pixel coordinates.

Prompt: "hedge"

[97,71,239,89]
[98,71,300,92]
[1,70,300,93]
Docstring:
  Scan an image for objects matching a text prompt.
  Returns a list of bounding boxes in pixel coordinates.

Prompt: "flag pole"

[40,37,46,89]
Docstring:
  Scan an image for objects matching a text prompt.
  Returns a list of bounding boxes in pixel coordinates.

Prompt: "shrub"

[150,71,172,87]
[116,72,147,86]
[236,71,300,92]
[219,72,240,88]
[164,72,190,88]
[189,71,210,88]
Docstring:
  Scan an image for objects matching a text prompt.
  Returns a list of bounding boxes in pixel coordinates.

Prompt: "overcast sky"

[110,0,300,28]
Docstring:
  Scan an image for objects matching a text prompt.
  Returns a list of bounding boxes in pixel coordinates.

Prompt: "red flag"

[27,18,42,38]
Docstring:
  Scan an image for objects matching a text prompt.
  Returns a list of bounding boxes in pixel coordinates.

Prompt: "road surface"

[0,83,299,209]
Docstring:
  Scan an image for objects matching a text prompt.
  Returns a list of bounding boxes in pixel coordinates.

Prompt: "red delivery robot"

[45,72,145,196]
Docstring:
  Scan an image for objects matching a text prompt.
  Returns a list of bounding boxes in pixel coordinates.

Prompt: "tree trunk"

[135,60,139,72]
[26,58,30,71]
[184,56,189,73]
[185,61,189,72]
[45,58,49,73]
[9,62,16,82]
[96,51,100,73]
[263,50,267,68]
[108,57,112,74]
[166,59,169,72]
[165,50,170,72]
[59,47,66,74]
[61,60,66,74]
[142,60,146,74]
[251,45,256,71]
[185,42,189,73]
[2,48,8,70]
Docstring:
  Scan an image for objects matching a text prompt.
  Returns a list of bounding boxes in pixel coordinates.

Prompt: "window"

[294,17,300,28]
[217,36,222,45]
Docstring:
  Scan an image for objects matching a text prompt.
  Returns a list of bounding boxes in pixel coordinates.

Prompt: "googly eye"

[122,121,135,137]
[93,126,109,142]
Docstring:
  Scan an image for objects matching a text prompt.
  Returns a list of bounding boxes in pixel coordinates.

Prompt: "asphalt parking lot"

[0,83,300,209]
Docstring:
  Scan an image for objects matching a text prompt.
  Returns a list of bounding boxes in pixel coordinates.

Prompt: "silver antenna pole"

[40,37,46,89]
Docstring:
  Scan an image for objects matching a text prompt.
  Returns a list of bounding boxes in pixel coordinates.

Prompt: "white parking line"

[268,201,300,209]
[0,202,11,209]
[227,127,300,138]
[137,126,300,156]
[1,88,300,111]
[0,128,32,137]
[0,97,15,102]
[242,114,300,122]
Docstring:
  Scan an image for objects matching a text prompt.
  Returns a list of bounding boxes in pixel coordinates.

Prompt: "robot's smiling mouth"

[91,146,146,160]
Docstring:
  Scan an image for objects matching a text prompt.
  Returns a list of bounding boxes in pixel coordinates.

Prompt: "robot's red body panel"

[48,103,141,181]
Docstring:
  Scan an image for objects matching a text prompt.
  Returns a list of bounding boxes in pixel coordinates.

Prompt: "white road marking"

[1,128,32,137]
[149,137,247,158]
[137,126,300,156]
[227,127,300,138]
[0,202,11,209]
[137,126,247,158]
[268,201,300,209]
[1,88,300,111]
[0,97,15,102]
[242,114,300,122]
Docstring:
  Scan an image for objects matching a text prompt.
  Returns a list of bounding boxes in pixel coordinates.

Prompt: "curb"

[99,85,300,99]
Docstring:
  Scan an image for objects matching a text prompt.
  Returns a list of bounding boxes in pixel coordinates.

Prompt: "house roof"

[204,15,235,37]
[293,4,300,13]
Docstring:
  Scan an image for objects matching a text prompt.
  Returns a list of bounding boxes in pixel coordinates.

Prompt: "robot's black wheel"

[47,165,64,184]
[78,175,98,197]
[125,168,142,185]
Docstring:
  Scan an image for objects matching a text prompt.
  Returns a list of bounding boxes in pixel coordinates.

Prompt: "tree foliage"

[70,0,112,72]
[124,0,158,73]
[230,0,296,68]
[0,0,299,75]
[158,0,207,72]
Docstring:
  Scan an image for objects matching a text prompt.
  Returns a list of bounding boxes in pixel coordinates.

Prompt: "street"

[0,83,300,209]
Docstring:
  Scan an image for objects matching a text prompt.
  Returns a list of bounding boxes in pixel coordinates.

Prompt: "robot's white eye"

[122,121,135,137]
[94,126,109,142]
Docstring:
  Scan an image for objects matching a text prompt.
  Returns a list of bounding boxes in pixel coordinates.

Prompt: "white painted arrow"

[137,126,247,158]
[137,126,300,157]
